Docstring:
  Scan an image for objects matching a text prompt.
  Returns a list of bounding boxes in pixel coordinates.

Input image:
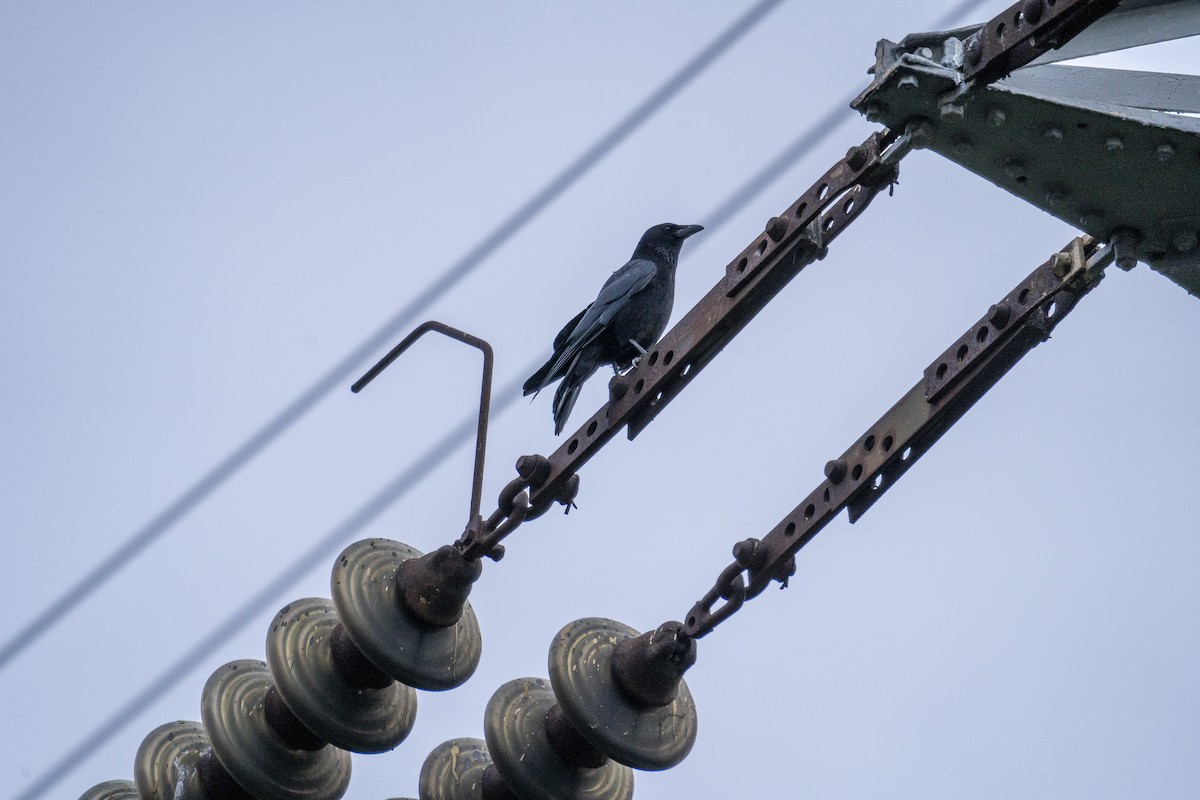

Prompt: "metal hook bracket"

[352,320,494,524]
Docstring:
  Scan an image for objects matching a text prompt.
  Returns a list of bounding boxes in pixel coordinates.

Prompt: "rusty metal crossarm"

[681,235,1111,638]
[962,0,1121,85]
[525,128,905,513]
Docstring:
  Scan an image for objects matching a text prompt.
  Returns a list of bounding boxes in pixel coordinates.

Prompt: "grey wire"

[22,1,1002,798]
[0,0,787,676]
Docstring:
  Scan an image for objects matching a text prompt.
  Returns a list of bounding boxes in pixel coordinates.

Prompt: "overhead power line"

[0,0,786,676]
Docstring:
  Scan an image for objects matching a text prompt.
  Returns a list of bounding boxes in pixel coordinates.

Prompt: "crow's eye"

[663,225,674,234]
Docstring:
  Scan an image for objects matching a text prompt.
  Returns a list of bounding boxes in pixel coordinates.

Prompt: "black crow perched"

[524,222,703,434]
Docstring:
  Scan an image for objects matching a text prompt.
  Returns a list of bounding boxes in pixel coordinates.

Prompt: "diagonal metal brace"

[521,125,916,514]
[681,235,1112,638]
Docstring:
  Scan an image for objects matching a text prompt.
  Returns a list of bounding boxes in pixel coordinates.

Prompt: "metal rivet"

[940,101,965,122]
[1105,136,1124,152]
[987,107,1006,126]
[1156,143,1176,162]
[1079,209,1103,230]
[845,145,867,171]
[1043,127,1062,141]
[898,74,920,90]
[1045,190,1066,207]
[917,47,934,59]
[1004,158,1027,180]
[824,459,847,484]
[1022,0,1044,23]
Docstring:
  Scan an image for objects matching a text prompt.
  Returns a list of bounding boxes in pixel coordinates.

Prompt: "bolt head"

[824,458,848,484]
[988,302,1011,328]
[965,36,982,66]
[845,145,867,171]
[765,216,788,242]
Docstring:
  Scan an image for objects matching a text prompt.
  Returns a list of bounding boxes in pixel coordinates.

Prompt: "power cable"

[0,0,786,675]
[22,2,998,797]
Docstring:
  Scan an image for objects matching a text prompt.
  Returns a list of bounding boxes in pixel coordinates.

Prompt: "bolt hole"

[901,446,913,461]
[1076,121,1087,130]
[648,351,658,366]
[568,439,579,455]
[654,391,664,404]
[873,473,884,490]
[823,217,835,232]
[586,421,597,437]
[936,363,948,379]
[997,21,1006,36]
[803,504,814,520]
[1014,10,1023,25]
[681,363,692,377]
[687,615,697,627]
[818,184,829,199]
[795,202,808,218]
[663,351,674,366]
[822,487,831,502]
[1046,301,1058,319]
[882,435,894,452]
[851,464,863,481]
[843,197,855,214]
[956,343,969,361]
[736,257,748,273]
[864,434,876,452]
[786,521,797,535]
[1015,175,1028,185]
[1018,287,1031,305]
[634,379,644,394]
[976,326,990,343]
[756,239,768,256]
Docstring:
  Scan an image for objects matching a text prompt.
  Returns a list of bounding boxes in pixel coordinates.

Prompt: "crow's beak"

[675,224,704,240]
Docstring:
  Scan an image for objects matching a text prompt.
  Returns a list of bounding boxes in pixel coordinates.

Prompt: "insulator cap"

[201,660,351,800]
[76,781,138,800]
[134,720,208,800]
[332,539,482,690]
[418,738,493,800]
[548,618,698,771]
[266,597,417,753]
[484,677,633,800]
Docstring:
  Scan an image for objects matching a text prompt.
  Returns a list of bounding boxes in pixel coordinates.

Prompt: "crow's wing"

[545,259,657,380]
[553,304,591,352]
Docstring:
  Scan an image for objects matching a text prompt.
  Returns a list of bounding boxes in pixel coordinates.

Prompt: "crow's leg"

[628,339,648,368]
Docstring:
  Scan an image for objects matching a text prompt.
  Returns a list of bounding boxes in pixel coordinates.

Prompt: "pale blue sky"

[2,4,1198,799]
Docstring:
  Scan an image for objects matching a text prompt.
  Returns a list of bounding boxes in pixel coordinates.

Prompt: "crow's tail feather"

[551,352,598,435]
[523,355,557,397]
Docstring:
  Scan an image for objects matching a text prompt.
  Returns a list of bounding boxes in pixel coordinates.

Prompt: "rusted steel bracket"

[523,125,917,513]
[963,0,1121,85]
[352,320,494,524]
[681,235,1112,638]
